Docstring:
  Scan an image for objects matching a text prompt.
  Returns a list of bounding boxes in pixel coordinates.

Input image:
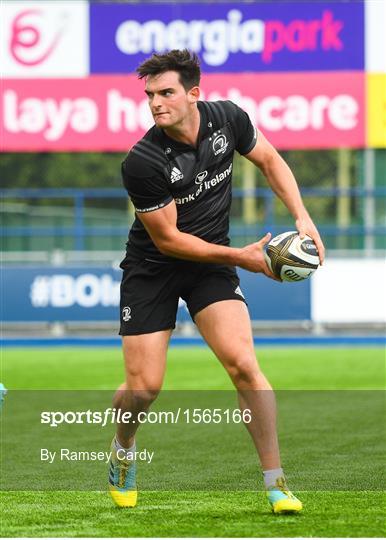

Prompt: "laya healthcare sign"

[1,72,365,151]
[90,1,364,73]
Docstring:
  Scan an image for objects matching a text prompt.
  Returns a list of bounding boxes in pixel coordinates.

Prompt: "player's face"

[145,71,197,128]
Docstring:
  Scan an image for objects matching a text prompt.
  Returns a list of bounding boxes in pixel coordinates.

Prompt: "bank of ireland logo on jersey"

[195,170,208,184]
[122,306,131,322]
[170,167,183,183]
[212,133,229,156]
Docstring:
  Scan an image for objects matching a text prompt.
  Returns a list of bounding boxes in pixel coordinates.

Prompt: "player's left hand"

[295,214,325,265]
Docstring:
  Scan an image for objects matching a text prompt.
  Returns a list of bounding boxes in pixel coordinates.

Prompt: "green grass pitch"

[1,346,385,537]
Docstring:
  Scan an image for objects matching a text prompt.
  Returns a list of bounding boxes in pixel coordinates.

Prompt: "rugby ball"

[265,231,320,282]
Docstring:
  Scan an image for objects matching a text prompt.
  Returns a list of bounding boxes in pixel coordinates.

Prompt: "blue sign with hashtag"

[2,267,122,322]
[1,266,310,323]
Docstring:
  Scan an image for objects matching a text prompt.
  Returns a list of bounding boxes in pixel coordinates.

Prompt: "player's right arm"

[136,199,275,278]
[122,148,275,278]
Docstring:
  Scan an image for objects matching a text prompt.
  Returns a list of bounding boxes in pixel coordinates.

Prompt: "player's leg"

[109,254,180,507]
[114,330,172,447]
[193,298,302,513]
[194,300,280,469]
[109,330,171,508]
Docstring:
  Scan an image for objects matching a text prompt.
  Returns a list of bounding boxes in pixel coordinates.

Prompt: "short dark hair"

[137,49,201,91]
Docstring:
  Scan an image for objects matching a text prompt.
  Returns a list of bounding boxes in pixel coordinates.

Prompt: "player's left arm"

[244,130,325,264]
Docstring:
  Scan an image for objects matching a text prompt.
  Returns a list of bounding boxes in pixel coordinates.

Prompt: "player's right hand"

[238,233,279,280]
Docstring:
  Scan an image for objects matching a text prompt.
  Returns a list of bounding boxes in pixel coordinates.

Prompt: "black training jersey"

[121,100,257,261]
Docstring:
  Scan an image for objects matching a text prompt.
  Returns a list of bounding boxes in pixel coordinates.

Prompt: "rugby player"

[108,49,325,514]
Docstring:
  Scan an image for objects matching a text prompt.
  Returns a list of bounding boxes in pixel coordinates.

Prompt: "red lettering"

[262,21,285,63]
[321,10,343,50]
[306,20,322,50]
[262,11,344,62]
[10,9,63,66]
[286,21,307,52]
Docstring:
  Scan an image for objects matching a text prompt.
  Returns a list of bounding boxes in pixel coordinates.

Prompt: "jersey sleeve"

[121,155,173,213]
[225,101,257,155]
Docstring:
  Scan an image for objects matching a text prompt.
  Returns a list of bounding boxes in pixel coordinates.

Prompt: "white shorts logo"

[212,134,229,156]
[234,286,245,299]
[122,306,131,321]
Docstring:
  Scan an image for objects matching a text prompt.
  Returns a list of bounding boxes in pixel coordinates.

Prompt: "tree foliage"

[1,152,125,189]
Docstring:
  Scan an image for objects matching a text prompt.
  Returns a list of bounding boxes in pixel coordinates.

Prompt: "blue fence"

[2,187,386,251]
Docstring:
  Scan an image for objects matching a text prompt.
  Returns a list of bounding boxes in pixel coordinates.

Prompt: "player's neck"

[163,107,201,148]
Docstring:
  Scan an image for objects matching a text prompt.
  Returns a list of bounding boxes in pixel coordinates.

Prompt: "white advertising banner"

[0,1,89,77]
[311,259,386,323]
[365,0,386,72]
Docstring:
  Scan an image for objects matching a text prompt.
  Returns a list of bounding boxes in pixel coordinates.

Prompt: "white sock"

[114,437,135,453]
[263,468,285,488]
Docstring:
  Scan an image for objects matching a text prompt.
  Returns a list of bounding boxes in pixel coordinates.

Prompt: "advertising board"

[1,267,311,323]
[90,1,364,74]
[311,259,386,323]
[365,0,386,73]
[367,74,386,148]
[1,1,89,78]
[1,72,365,151]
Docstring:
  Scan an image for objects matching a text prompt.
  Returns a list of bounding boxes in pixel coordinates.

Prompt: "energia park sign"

[1,1,364,76]
[89,2,364,73]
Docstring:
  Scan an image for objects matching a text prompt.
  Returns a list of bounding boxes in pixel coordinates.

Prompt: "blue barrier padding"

[1,336,385,347]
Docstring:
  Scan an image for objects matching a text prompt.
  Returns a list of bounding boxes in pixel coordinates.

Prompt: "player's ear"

[188,86,200,104]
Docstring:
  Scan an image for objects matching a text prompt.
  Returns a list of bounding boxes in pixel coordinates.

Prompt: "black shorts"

[119,253,246,335]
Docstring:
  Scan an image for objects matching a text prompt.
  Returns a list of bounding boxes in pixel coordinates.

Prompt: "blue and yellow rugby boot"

[266,476,303,514]
[108,438,137,507]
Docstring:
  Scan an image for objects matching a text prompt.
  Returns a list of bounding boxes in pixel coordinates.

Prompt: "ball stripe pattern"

[266,231,319,282]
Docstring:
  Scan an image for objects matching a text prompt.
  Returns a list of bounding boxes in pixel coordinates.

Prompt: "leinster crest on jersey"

[212,133,229,156]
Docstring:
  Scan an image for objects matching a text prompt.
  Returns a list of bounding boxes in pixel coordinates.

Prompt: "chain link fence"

[2,149,385,260]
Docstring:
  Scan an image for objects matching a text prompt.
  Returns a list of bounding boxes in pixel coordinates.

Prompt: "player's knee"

[114,387,159,413]
[129,389,159,412]
[227,356,259,386]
